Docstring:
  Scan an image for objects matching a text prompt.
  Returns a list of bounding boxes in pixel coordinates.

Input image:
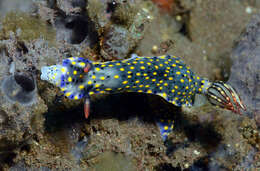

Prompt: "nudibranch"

[41,55,246,140]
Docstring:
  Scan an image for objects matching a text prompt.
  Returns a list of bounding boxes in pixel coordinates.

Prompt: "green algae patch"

[0,12,55,42]
[90,152,137,171]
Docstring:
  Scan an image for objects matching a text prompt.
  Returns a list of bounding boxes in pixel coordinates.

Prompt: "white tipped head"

[40,65,64,86]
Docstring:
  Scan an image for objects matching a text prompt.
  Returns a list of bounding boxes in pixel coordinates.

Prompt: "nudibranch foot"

[157,119,174,141]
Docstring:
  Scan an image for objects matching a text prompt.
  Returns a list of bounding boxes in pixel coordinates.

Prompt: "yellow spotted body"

[78,55,208,106]
[40,55,210,109]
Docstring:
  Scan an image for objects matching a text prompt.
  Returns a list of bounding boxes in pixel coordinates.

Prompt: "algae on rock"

[0,11,56,43]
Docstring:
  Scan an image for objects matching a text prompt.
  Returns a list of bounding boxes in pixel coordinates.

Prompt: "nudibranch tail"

[206,81,246,114]
[41,57,92,100]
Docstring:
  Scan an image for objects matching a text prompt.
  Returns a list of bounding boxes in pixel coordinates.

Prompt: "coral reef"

[228,13,260,127]
[99,2,153,60]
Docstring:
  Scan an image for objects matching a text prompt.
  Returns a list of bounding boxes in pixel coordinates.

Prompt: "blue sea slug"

[41,55,246,140]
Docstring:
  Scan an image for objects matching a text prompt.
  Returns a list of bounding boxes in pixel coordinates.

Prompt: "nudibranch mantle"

[41,55,245,140]
[41,55,210,104]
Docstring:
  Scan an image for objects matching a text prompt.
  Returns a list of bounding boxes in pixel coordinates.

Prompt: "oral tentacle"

[84,98,90,119]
